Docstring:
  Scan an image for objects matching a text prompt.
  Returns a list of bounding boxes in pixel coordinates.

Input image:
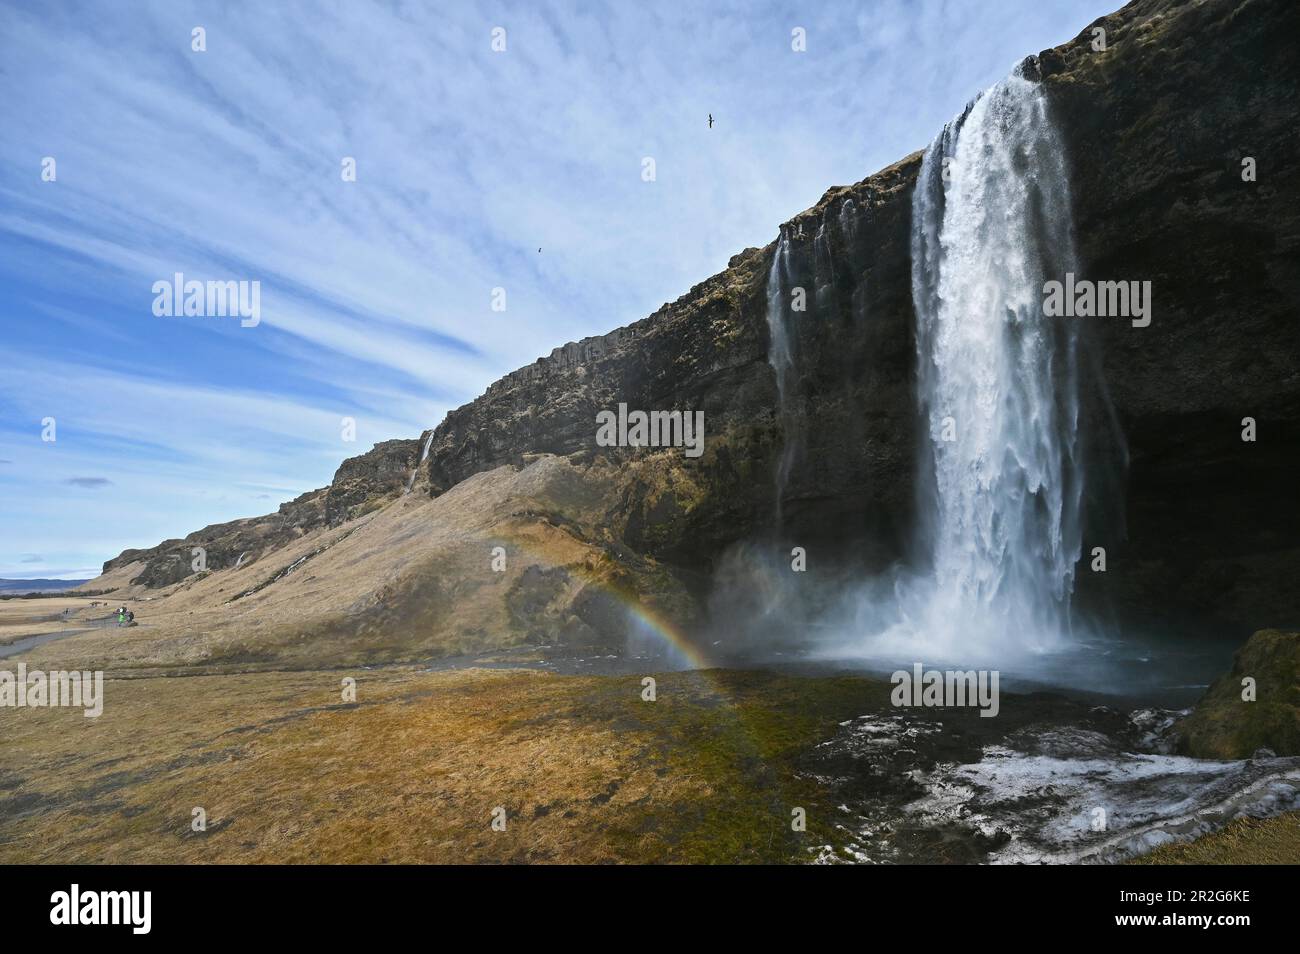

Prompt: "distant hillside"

[0,578,91,595]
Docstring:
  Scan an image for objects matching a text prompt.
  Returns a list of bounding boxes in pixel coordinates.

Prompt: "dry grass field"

[0,654,888,864]
[3,596,1294,865]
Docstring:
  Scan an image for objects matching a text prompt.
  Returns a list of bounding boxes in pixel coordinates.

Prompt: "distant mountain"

[0,578,91,594]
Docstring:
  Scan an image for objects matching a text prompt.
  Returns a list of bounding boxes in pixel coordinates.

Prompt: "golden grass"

[1128,812,1300,865]
[0,666,880,864]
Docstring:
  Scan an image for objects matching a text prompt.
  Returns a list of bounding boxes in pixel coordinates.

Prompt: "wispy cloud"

[0,0,1116,572]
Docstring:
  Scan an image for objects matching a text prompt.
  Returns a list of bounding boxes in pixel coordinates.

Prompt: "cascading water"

[838,198,857,245]
[405,432,435,494]
[866,67,1087,661]
[813,219,842,317]
[765,230,794,408]
[766,213,846,524]
[765,229,796,519]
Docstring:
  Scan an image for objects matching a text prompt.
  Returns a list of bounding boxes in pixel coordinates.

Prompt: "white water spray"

[405,432,434,494]
[765,230,794,408]
[765,230,796,517]
[866,69,1087,660]
[838,198,857,245]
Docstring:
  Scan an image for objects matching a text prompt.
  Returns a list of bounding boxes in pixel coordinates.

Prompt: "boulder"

[1176,629,1300,759]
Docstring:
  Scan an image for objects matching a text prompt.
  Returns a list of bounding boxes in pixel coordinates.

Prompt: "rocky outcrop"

[103,439,420,587]
[325,438,421,525]
[1176,629,1300,758]
[424,247,780,575]
[101,488,329,588]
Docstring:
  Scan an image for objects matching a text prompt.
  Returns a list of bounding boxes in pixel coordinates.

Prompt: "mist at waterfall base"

[706,70,1223,704]
[704,542,1226,704]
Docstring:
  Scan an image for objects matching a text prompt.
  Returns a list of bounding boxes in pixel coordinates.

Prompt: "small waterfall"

[889,67,1086,658]
[765,230,794,405]
[765,230,796,518]
[813,220,837,313]
[838,198,857,246]
[814,220,834,283]
[405,432,434,494]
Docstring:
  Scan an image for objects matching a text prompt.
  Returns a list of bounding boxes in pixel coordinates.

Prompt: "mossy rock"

[1176,629,1300,759]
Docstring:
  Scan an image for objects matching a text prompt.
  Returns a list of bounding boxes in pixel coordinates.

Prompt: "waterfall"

[890,68,1086,658]
[814,221,834,283]
[765,229,796,519]
[405,432,434,494]
[838,198,857,245]
[765,229,794,406]
[813,219,839,315]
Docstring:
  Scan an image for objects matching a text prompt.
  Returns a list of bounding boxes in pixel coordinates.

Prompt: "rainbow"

[615,589,713,670]
[482,526,715,670]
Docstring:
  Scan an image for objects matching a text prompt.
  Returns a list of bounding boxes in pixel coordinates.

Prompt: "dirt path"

[0,615,129,660]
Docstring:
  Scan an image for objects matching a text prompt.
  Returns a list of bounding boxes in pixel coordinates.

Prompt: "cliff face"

[99,0,1298,648]
[325,438,422,526]
[1039,0,1300,634]
[425,246,782,575]
[424,154,924,579]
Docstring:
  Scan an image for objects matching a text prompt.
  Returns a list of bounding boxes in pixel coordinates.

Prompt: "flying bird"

[708,113,713,128]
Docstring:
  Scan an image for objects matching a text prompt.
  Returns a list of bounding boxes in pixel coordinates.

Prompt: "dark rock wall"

[422,155,923,575]
[1041,0,1300,634]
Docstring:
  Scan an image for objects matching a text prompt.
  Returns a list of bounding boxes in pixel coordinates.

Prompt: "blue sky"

[0,0,1116,578]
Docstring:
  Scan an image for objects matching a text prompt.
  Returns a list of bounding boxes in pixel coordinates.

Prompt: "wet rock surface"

[1042,0,1300,639]
[802,693,1300,864]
